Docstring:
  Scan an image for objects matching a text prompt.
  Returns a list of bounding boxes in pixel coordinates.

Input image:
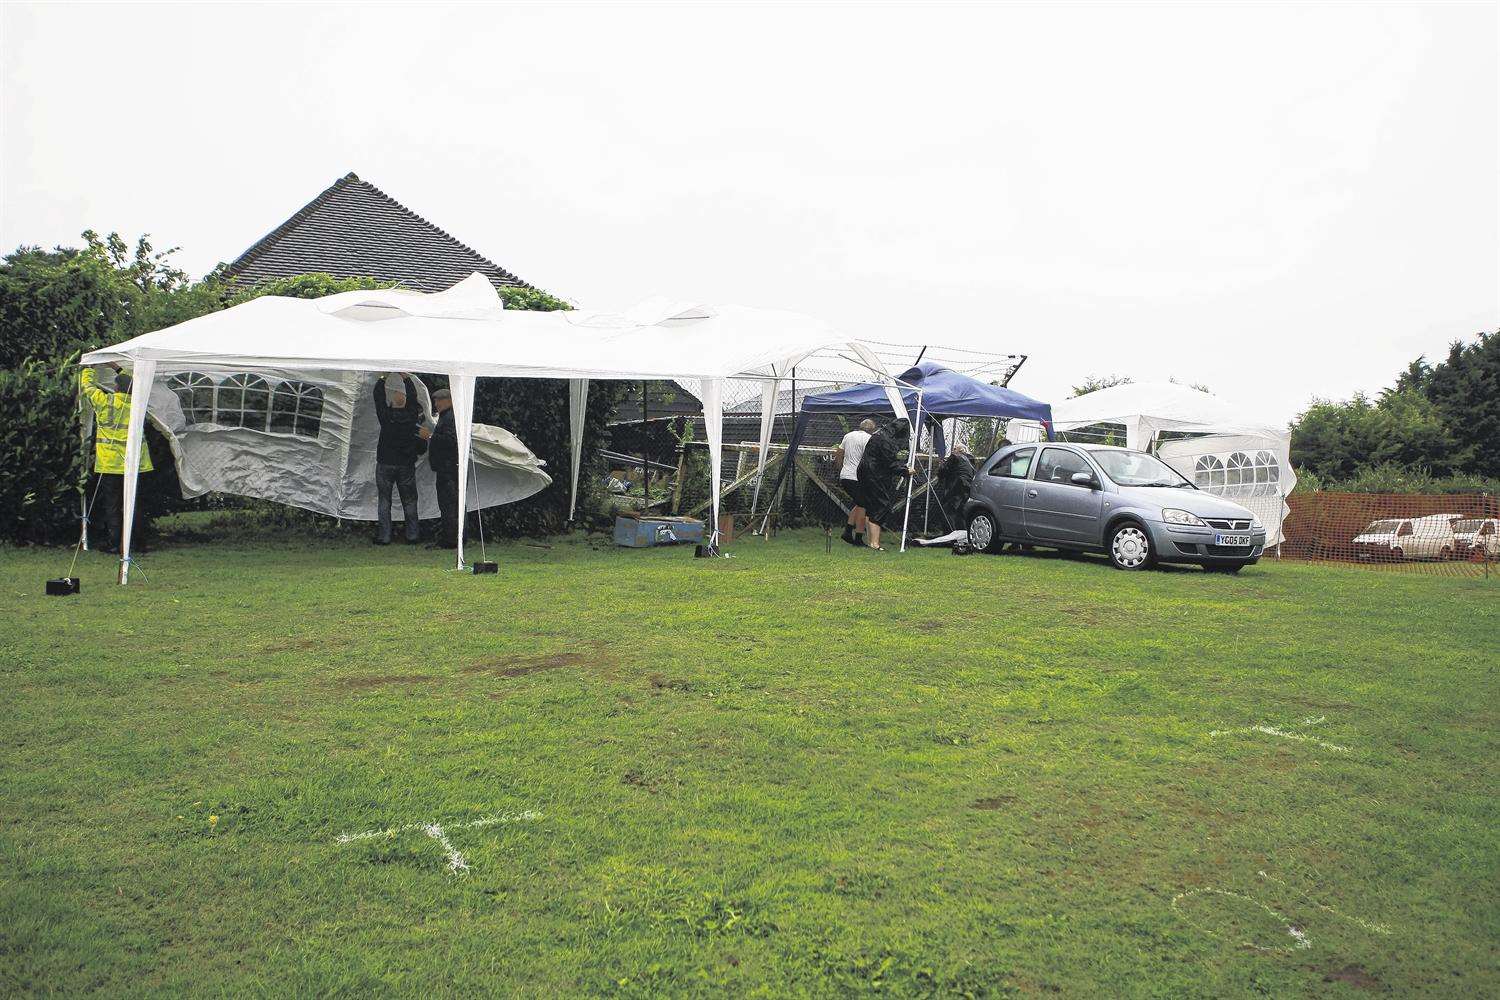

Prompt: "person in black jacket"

[372,374,429,545]
[856,417,911,551]
[935,443,976,532]
[427,387,462,548]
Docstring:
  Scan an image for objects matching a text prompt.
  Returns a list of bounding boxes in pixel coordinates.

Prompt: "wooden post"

[671,448,687,515]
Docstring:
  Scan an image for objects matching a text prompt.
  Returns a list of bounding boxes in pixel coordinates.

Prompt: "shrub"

[472,375,628,538]
[1295,462,1500,496]
[0,357,87,544]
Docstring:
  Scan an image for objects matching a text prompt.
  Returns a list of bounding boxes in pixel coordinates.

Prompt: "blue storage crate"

[613,515,704,548]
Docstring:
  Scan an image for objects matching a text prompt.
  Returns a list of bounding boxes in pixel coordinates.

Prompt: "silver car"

[963,443,1268,572]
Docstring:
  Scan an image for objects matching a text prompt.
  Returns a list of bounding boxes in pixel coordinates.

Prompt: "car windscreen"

[1364,519,1402,533]
[1091,450,1191,487]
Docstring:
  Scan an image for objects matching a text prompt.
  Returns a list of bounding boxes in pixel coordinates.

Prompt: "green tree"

[1423,332,1499,478]
[1070,374,1131,397]
[0,244,126,368]
[1290,330,1497,487]
[1291,387,1467,481]
[225,272,393,304]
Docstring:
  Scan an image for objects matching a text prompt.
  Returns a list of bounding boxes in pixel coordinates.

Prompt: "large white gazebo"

[82,274,909,582]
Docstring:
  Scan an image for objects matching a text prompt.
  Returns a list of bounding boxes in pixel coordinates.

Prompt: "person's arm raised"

[80,366,110,408]
[372,377,389,423]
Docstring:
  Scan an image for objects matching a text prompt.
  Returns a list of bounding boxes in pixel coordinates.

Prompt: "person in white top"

[834,419,876,545]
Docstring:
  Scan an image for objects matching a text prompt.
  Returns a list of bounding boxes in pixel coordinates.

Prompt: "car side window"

[1397,521,1413,537]
[989,447,1035,479]
[1037,447,1093,486]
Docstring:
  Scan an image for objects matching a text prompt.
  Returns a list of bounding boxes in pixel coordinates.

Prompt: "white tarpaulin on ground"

[1007,380,1283,450]
[140,365,551,520]
[82,274,902,582]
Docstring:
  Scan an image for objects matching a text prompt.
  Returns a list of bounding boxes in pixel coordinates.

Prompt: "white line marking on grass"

[1172,873,1393,954]
[423,823,467,873]
[334,811,541,874]
[1258,870,1392,937]
[1209,715,1350,753]
[1171,888,1311,953]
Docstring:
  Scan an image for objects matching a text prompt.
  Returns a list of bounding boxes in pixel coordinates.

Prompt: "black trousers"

[375,463,420,542]
[435,471,459,547]
[91,473,146,551]
[434,471,476,548]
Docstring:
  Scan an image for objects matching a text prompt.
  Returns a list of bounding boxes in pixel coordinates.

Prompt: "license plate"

[1215,533,1251,546]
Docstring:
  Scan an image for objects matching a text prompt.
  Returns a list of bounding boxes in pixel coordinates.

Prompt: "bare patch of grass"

[464,647,612,679]
[970,795,1017,810]
[1322,963,1382,990]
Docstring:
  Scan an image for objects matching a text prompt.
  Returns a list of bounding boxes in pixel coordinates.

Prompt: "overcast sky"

[3,2,1496,421]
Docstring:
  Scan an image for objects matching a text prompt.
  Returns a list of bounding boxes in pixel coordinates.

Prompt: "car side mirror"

[1070,471,1098,488]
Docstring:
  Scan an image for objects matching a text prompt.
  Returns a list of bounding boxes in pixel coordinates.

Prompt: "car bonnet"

[1117,485,1257,521]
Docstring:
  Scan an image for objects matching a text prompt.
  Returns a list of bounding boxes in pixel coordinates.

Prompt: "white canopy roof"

[1051,381,1283,438]
[1008,380,1285,450]
[82,273,863,383]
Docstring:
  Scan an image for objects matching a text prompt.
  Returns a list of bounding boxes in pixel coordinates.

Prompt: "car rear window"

[990,447,1035,479]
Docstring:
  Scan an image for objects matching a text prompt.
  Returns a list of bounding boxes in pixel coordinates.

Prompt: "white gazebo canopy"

[82,274,906,582]
[1008,380,1283,451]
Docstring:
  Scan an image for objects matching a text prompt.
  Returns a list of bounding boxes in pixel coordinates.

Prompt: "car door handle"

[1026,489,1038,497]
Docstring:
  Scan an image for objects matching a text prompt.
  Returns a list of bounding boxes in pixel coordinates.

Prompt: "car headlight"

[1251,517,1264,531]
[1162,508,1207,527]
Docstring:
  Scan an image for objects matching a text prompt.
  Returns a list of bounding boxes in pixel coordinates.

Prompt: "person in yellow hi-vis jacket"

[80,364,153,553]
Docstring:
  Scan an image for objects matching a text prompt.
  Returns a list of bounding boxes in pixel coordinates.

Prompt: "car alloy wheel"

[968,512,996,553]
[1110,524,1151,570]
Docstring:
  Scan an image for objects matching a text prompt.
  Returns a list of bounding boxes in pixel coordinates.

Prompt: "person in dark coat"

[935,443,976,532]
[856,417,911,550]
[427,387,462,548]
[372,374,429,545]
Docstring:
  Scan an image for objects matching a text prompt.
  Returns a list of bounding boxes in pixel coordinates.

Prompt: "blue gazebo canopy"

[801,360,1053,427]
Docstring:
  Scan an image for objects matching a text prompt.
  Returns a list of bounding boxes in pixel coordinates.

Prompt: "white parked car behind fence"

[1352,513,1463,561]
[1452,518,1500,559]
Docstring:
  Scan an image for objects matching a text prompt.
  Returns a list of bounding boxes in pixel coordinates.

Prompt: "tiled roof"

[222,172,531,292]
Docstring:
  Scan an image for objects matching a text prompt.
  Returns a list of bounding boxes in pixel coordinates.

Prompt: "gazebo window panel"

[216,373,272,429]
[1194,454,1226,492]
[1254,450,1280,496]
[165,372,215,425]
[269,381,324,438]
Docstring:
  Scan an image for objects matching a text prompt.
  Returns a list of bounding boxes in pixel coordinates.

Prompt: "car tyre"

[1391,546,1404,561]
[1108,522,1154,571]
[967,510,1002,554]
[1440,545,1453,560]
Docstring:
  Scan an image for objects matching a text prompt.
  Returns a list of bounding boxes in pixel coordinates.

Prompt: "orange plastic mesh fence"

[1281,492,1499,576]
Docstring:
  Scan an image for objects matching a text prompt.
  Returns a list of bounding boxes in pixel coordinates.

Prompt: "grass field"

[1,523,1496,997]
